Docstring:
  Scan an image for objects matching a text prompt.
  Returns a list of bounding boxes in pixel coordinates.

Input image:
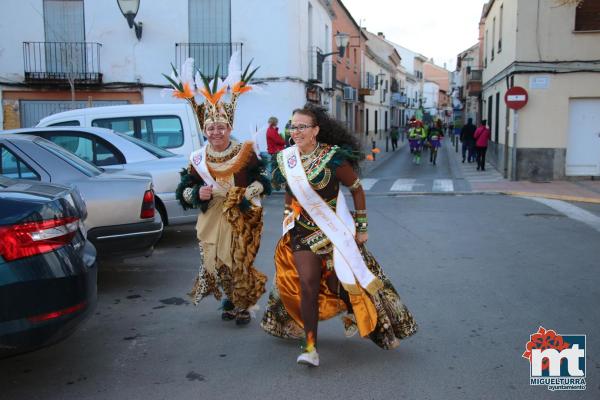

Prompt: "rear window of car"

[0,146,40,180]
[35,139,102,177]
[113,131,175,159]
[92,115,184,150]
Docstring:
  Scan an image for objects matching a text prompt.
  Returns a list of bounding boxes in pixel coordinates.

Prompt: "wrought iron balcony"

[175,42,243,78]
[23,42,102,84]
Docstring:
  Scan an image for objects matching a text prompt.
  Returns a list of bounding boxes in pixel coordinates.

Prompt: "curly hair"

[292,103,363,170]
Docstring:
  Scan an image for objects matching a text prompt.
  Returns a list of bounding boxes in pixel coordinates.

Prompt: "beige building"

[482,0,600,181]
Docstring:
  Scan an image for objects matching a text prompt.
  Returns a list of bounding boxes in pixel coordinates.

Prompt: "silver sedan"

[3,127,197,226]
[0,134,163,259]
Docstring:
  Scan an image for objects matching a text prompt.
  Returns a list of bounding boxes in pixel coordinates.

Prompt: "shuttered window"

[575,1,600,31]
[43,0,84,42]
[189,0,232,74]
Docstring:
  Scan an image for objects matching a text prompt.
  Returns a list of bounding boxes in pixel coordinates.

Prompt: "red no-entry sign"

[505,86,528,110]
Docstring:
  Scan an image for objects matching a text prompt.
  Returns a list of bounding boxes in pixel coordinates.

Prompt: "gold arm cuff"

[348,178,362,191]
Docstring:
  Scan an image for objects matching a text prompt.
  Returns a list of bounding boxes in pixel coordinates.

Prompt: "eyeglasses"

[288,124,315,133]
[205,125,229,134]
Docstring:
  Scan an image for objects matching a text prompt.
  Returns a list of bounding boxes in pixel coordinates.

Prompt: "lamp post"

[319,31,350,59]
[117,0,143,40]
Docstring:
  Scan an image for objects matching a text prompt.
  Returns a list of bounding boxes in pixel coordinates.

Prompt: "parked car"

[0,177,97,357]
[37,103,204,156]
[3,127,198,225]
[0,134,162,259]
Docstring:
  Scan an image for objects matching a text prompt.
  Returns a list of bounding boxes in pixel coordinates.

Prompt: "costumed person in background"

[428,119,444,165]
[408,120,427,164]
[261,104,417,367]
[164,54,270,325]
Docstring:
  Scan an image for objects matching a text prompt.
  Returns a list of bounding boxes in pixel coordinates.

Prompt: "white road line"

[361,178,378,191]
[525,197,600,233]
[390,179,416,192]
[433,179,454,192]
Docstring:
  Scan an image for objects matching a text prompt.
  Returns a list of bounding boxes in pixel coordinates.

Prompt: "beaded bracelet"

[354,212,368,233]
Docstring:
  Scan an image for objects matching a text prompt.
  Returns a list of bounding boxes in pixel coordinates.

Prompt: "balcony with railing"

[175,42,243,78]
[23,42,102,84]
[466,69,482,96]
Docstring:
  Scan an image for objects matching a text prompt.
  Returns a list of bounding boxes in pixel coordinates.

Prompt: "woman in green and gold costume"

[261,104,417,366]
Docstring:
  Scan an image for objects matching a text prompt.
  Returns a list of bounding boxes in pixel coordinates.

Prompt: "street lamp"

[320,31,351,59]
[117,0,143,40]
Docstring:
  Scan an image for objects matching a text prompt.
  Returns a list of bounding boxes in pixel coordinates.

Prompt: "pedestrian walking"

[261,104,417,367]
[390,126,399,151]
[171,57,270,326]
[460,118,477,163]
[474,119,491,171]
[266,116,285,176]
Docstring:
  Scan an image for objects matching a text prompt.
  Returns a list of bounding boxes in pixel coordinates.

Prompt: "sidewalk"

[445,138,600,204]
[359,139,403,177]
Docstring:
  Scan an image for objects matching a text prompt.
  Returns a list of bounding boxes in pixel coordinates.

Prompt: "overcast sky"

[341,0,488,71]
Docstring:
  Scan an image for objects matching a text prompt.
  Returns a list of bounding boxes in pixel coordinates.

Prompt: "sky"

[341,0,488,71]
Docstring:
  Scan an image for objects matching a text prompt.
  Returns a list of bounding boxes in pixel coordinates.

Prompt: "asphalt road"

[1,188,599,399]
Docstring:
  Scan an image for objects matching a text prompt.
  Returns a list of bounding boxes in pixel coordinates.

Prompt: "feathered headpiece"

[162,52,259,132]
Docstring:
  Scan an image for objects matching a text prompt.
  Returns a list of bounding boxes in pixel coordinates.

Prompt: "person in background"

[390,126,400,151]
[473,119,491,171]
[460,118,476,163]
[266,116,285,176]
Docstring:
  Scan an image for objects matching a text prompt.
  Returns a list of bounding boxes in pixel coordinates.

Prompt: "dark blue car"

[0,177,97,357]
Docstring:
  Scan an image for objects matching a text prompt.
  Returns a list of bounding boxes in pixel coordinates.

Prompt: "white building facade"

[0,0,335,150]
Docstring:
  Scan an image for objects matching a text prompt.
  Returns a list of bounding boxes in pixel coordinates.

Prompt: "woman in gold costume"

[170,55,269,325]
[261,104,417,366]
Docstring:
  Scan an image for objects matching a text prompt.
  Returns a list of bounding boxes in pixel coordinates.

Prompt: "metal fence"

[23,42,102,84]
[175,42,243,77]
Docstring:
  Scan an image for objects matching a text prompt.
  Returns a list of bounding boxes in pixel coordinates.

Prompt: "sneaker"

[297,349,319,367]
[342,314,358,338]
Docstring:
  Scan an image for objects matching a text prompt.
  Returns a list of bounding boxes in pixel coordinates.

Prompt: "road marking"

[361,178,378,191]
[433,179,454,192]
[391,179,416,192]
[525,197,600,233]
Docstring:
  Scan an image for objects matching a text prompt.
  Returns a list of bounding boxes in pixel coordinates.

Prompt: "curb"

[500,191,600,204]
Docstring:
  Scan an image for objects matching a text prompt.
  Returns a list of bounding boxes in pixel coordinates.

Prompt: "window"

[41,134,124,166]
[92,116,184,149]
[35,140,101,177]
[0,146,39,180]
[575,1,600,31]
[492,18,496,60]
[114,132,175,159]
[498,5,503,52]
[188,0,232,73]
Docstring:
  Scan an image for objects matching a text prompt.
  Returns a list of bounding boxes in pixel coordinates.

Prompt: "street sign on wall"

[505,86,529,110]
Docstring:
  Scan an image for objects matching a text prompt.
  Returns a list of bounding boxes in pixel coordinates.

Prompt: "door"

[566,98,600,176]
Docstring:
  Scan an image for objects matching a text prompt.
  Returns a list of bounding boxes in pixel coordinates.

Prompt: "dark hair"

[481,119,487,126]
[292,103,362,170]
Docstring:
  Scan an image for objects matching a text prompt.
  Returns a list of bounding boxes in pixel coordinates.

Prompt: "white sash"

[189,146,225,191]
[190,145,262,207]
[282,146,381,295]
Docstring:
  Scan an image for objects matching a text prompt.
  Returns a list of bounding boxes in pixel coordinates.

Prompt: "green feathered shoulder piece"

[175,166,210,212]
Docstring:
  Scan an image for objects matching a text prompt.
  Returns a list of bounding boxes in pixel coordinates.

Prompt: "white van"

[37,103,204,156]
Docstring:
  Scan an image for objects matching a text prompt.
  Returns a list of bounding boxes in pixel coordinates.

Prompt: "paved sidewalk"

[446,139,600,204]
[359,140,405,177]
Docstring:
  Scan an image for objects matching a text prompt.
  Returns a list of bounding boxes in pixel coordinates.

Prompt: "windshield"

[114,131,176,159]
[35,139,102,177]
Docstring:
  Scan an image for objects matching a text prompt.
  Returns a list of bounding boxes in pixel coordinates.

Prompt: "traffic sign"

[505,86,528,110]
